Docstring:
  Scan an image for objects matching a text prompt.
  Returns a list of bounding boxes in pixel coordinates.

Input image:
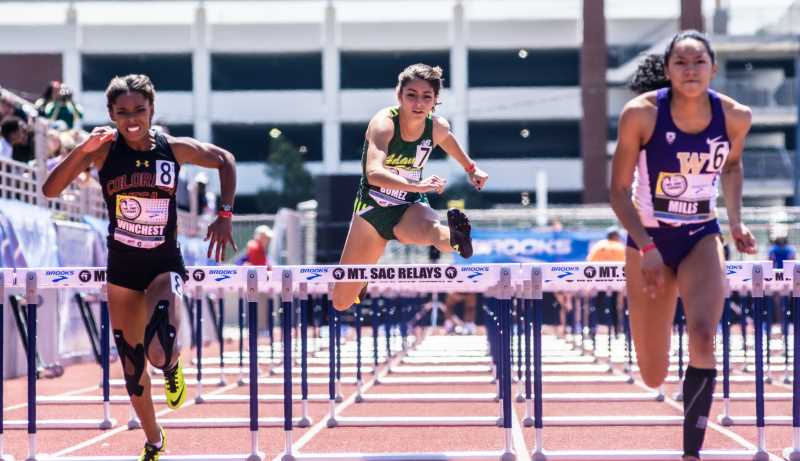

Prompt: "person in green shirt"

[332,63,488,310]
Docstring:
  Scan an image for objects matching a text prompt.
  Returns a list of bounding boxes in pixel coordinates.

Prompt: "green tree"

[255,131,314,213]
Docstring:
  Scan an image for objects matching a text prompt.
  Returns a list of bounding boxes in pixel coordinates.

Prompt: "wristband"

[640,242,657,255]
[218,210,233,219]
[465,162,477,174]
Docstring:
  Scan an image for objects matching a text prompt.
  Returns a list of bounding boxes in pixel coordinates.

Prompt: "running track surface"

[1,328,794,461]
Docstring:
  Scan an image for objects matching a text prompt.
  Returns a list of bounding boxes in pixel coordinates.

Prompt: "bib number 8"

[155,160,176,189]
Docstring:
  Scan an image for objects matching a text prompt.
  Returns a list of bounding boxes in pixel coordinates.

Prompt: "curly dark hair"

[628,30,716,95]
[397,63,444,97]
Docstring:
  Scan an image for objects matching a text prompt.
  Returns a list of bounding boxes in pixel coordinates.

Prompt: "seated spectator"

[0,116,27,160]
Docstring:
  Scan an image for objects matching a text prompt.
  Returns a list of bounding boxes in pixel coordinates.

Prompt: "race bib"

[113,195,170,248]
[653,172,714,221]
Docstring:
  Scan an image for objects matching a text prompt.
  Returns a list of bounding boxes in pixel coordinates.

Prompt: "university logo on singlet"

[100,131,179,250]
[632,88,730,227]
[356,107,434,209]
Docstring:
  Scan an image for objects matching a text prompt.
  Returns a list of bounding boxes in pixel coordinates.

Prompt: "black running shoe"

[447,208,473,259]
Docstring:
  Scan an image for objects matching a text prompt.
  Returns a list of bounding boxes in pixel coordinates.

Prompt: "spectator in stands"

[768,229,795,269]
[587,226,626,336]
[243,225,273,267]
[0,116,27,159]
[35,81,61,116]
[44,84,83,129]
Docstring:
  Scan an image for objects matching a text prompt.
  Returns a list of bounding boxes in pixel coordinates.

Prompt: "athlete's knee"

[636,356,669,388]
[686,320,716,351]
[144,300,179,369]
[113,329,146,397]
[332,289,354,311]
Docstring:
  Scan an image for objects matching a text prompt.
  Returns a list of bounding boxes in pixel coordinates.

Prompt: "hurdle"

[523,261,774,461]
[2,267,272,461]
[278,264,518,461]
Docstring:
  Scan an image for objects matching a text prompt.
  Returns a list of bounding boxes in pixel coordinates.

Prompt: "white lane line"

[628,376,785,461]
[276,350,409,460]
[511,404,531,461]
[51,381,240,457]
[4,385,100,411]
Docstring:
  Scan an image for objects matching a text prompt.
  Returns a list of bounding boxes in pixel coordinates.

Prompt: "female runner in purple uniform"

[610,31,757,460]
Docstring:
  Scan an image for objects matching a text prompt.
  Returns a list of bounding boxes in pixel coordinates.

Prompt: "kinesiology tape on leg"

[112,329,146,397]
[144,300,177,370]
[682,365,717,458]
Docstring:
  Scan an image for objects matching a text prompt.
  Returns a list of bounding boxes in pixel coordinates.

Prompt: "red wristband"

[640,242,657,255]
[465,162,476,174]
[218,210,233,219]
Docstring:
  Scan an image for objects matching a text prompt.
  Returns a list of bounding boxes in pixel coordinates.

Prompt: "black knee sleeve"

[144,300,177,370]
[112,329,146,397]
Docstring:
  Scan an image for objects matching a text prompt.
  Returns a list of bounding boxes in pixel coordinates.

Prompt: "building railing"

[714,77,796,109]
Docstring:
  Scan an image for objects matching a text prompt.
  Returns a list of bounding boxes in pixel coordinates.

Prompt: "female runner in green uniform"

[332,63,488,310]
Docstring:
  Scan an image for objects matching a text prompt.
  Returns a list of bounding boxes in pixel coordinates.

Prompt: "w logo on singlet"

[676,136,730,175]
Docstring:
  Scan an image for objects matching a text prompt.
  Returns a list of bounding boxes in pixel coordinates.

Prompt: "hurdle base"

[717,415,734,426]
[326,417,338,428]
[237,378,247,386]
[195,395,206,404]
[532,450,547,461]
[128,418,141,430]
[752,450,769,461]
[672,392,683,402]
[281,454,296,461]
[296,417,313,428]
[500,451,516,461]
[217,378,227,387]
[335,395,343,403]
[354,394,364,403]
[99,417,117,430]
[246,451,266,461]
[522,417,534,428]
[783,448,800,461]
[515,393,525,403]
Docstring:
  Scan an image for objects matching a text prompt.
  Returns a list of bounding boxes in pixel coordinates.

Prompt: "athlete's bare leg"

[625,247,679,388]
[332,214,388,311]
[393,203,452,253]
[108,284,161,445]
[676,235,726,369]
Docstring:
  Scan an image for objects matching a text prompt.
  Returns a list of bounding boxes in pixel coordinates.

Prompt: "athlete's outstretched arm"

[171,137,237,262]
[365,116,445,194]
[432,116,488,191]
[720,100,756,254]
[43,126,114,197]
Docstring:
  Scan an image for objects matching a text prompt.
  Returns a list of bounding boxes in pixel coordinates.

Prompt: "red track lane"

[1,333,795,460]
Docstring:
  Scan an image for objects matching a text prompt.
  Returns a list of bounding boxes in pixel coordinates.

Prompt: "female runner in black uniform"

[44,74,237,461]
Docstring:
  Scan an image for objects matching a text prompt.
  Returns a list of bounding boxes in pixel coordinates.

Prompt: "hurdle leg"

[298,293,312,427]
[0,275,14,461]
[280,271,296,461]
[673,299,685,401]
[99,296,115,429]
[238,288,246,386]
[784,268,800,461]
[752,268,769,461]
[217,288,226,386]
[245,269,264,461]
[742,293,750,373]
[25,273,39,461]
[498,268,516,460]
[515,299,525,402]
[719,297,734,426]
[325,288,338,428]
[530,268,547,461]
[523,295,534,427]
[194,291,205,403]
[783,294,791,385]
[354,298,364,403]
[334,309,342,403]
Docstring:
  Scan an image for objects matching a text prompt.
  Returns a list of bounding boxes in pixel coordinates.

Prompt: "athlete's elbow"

[42,181,60,198]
